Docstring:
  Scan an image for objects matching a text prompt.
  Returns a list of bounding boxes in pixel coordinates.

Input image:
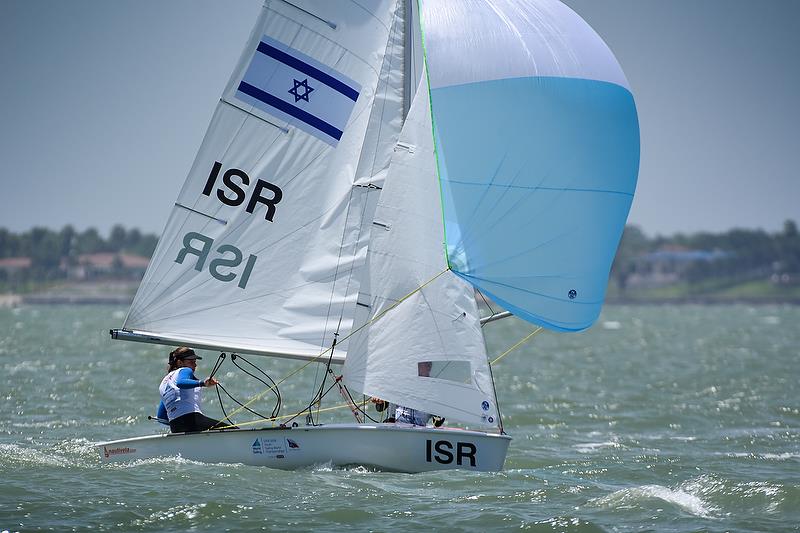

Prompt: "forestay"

[423,0,640,332]
[122,0,406,361]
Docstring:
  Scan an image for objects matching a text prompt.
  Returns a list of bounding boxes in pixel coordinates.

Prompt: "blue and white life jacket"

[159,369,202,420]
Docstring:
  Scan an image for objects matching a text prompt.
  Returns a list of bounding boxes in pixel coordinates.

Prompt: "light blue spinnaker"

[422,0,640,332]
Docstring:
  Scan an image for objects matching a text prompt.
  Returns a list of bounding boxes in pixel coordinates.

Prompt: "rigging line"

[214,398,357,430]
[489,327,543,366]
[485,343,505,435]
[283,377,343,427]
[216,382,235,428]
[307,178,347,410]
[333,371,362,423]
[322,5,408,342]
[320,6,406,340]
[209,351,324,425]
[321,186,356,348]
[209,268,450,426]
[208,352,226,379]
[217,382,275,423]
[209,352,235,425]
[311,337,338,424]
[354,267,449,334]
[314,187,364,407]
[230,354,282,419]
[477,289,496,327]
[339,379,380,423]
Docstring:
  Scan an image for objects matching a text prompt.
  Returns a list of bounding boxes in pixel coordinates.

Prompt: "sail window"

[418,361,472,385]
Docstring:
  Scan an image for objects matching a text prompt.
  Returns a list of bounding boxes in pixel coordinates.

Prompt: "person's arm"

[156,401,169,425]
[174,367,203,389]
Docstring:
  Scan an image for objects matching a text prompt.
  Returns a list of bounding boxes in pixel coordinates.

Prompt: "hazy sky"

[1,0,798,237]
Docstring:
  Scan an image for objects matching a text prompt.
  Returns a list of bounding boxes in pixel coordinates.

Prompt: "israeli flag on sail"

[235,36,361,146]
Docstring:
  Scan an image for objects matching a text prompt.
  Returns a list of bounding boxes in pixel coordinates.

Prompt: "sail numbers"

[425,439,477,467]
[174,231,257,289]
[202,161,283,222]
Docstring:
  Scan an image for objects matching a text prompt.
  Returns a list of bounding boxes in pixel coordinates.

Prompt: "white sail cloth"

[343,74,499,429]
[123,0,405,360]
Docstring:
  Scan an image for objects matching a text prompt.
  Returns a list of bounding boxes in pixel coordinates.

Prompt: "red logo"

[103,445,136,458]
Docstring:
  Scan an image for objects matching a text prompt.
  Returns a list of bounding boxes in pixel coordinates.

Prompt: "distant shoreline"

[606,296,800,306]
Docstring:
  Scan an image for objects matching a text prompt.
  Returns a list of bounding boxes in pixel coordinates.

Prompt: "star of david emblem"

[288,78,314,103]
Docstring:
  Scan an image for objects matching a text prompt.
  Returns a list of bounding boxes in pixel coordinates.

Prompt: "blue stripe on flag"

[237,81,343,141]
[256,41,359,102]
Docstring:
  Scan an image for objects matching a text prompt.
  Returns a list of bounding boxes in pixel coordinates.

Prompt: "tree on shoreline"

[2,221,799,290]
[0,225,158,288]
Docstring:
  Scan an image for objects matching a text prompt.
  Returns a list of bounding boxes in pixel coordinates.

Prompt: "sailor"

[156,347,224,433]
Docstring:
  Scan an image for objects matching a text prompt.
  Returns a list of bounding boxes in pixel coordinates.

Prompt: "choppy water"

[1,304,798,532]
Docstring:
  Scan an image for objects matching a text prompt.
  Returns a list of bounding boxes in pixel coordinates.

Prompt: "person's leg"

[170,413,235,432]
[169,413,196,433]
[196,413,226,431]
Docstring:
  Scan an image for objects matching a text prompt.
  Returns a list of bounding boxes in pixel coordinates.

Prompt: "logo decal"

[481,400,490,411]
[103,446,136,458]
[286,438,300,449]
[250,437,288,457]
[568,289,577,300]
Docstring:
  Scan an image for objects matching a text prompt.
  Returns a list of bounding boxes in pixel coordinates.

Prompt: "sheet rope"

[207,268,449,430]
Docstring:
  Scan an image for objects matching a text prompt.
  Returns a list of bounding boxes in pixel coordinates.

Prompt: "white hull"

[97,424,511,473]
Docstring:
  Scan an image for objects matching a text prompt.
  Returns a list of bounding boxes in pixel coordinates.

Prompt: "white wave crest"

[725,451,800,460]
[131,503,207,527]
[0,442,74,468]
[590,484,713,517]
[573,441,622,453]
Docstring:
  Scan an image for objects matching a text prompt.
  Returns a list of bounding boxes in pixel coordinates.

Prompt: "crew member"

[156,347,224,433]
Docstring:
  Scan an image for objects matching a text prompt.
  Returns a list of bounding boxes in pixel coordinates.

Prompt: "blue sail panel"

[431,76,640,331]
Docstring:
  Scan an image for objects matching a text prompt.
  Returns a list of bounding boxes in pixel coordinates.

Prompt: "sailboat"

[97,0,639,472]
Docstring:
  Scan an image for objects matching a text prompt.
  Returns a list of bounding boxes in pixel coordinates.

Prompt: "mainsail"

[120,0,407,361]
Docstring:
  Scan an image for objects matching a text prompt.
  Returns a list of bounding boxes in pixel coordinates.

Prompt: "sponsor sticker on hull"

[251,437,288,458]
[103,446,137,459]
